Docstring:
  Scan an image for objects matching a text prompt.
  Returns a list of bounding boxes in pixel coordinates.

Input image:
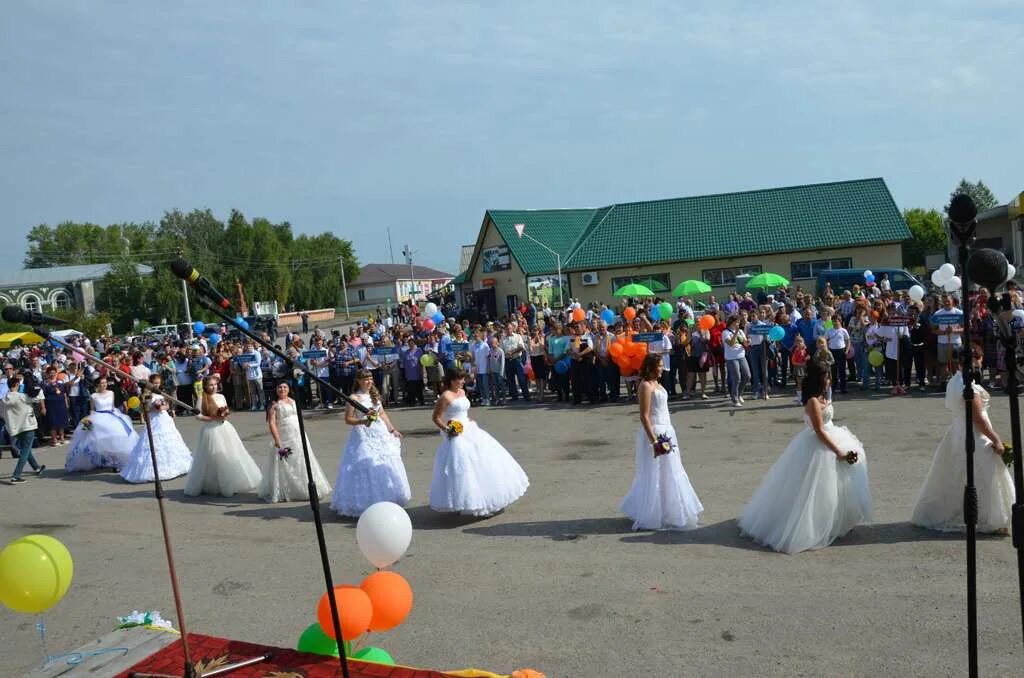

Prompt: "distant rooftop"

[353,263,453,286]
[0,263,154,287]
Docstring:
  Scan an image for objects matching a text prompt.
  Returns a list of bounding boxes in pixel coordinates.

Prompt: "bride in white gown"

[429,368,529,516]
[120,374,193,483]
[739,363,872,553]
[911,357,1014,533]
[65,375,139,472]
[331,370,410,517]
[260,381,332,503]
[621,354,703,530]
[184,374,262,498]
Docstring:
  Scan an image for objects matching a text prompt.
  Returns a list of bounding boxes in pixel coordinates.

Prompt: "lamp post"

[514,223,563,309]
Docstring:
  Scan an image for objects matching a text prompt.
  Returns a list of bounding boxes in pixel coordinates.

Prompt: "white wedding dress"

[331,393,410,517]
[911,372,1015,532]
[738,401,872,553]
[260,399,332,503]
[620,385,704,530]
[184,394,263,497]
[429,394,529,515]
[119,395,193,483]
[65,391,139,472]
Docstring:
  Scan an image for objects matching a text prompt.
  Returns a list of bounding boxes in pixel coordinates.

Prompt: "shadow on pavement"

[463,515,634,540]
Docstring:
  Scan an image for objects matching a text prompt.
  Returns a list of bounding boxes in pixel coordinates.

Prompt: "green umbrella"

[613,283,655,297]
[672,279,712,297]
[745,272,790,289]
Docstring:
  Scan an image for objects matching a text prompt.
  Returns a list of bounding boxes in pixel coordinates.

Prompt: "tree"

[945,179,999,216]
[902,208,946,268]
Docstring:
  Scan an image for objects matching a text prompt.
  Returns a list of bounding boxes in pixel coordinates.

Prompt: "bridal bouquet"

[364,409,380,427]
[446,420,464,438]
[216,406,229,418]
[81,417,93,431]
[844,450,859,465]
[653,433,674,457]
[1003,443,1014,468]
[277,446,292,460]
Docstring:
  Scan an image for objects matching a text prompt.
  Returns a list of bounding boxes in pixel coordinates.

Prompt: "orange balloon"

[623,307,636,321]
[360,571,413,632]
[608,342,624,359]
[571,308,585,323]
[317,585,374,640]
[698,314,715,331]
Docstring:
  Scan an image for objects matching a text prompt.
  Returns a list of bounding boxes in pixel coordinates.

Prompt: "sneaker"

[738,396,745,405]
[701,393,709,400]
[35,465,46,476]
[326,404,334,410]
[11,477,26,484]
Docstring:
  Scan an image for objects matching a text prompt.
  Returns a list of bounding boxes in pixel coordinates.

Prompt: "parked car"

[816,268,924,295]
[142,324,179,341]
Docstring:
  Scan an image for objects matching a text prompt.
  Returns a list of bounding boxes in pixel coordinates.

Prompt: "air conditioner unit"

[581,271,599,286]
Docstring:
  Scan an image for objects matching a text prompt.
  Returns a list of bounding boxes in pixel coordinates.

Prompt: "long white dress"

[65,391,139,472]
[119,395,193,483]
[184,394,263,497]
[738,401,872,554]
[911,372,1015,532]
[259,399,332,503]
[429,394,529,515]
[330,393,411,517]
[620,385,704,530]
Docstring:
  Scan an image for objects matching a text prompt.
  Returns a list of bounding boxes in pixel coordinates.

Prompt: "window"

[357,289,366,302]
[790,258,852,280]
[701,265,762,287]
[52,291,71,310]
[21,294,41,313]
[610,273,671,295]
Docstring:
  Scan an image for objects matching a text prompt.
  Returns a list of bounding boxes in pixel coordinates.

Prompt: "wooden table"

[28,626,180,677]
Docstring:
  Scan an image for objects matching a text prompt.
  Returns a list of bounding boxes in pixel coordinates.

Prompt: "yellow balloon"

[0,535,73,614]
[126,396,141,410]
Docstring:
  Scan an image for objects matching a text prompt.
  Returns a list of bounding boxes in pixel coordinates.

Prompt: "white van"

[142,324,178,340]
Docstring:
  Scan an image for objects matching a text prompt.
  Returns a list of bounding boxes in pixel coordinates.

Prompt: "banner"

[372,347,399,356]
[233,354,257,364]
[450,342,469,352]
[932,312,963,326]
[633,332,663,344]
[748,323,775,336]
[302,350,328,360]
[885,316,911,327]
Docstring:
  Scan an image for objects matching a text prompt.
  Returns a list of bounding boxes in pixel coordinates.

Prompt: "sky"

[2,1,1022,274]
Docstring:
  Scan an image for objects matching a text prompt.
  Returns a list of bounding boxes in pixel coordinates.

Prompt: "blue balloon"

[193,321,205,334]
[237,319,249,330]
[600,309,615,325]
[768,325,785,342]
[864,273,875,283]
[554,358,570,375]
[432,312,444,325]
[208,332,221,345]
[650,306,661,321]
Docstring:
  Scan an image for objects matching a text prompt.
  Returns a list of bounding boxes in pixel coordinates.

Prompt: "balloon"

[863,270,873,279]
[208,332,220,345]
[424,302,438,317]
[908,285,925,302]
[868,350,885,367]
[698,314,716,331]
[525,364,534,380]
[1007,264,1017,282]
[353,647,395,666]
[824,320,833,330]
[768,325,785,342]
[432,312,444,325]
[864,273,875,283]
[422,319,435,332]
[623,307,636,321]
[419,354,434,367]
[600,309,615,325]
[658,302,673,320]
[944,276,962,292]
[356,502,412,568]
[571,308,585,323]
[237,318,249,330]
[939,263,956,280]
[317,585,373,641]
[193,321,205,334]
[930,269,946,286]
[360,571,413,632]
[0,535,73,614]
[297,622,341,657]
[608,342,624,360]
[554,358,570,375]
[649,306,661,322]
[125,396,141,410]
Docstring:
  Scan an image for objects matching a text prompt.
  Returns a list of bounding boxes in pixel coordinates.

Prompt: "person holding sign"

[931,294,963,386]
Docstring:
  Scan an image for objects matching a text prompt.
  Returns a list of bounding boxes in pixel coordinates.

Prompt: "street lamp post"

[514,223,564,309]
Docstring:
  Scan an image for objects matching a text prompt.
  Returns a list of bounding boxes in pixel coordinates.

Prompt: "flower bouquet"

[81,417,93,431]
[1002,443,1014,468]
[653,433,674,457]
[365,409,380,427]
[277,446,292,460]
[844,450,859,465]
[446,420,464,438]
[216,406,229,418]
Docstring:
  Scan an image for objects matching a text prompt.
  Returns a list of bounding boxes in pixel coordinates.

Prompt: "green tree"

[97,260,151,333]
[901,208,946,268]
[945,179,999,216]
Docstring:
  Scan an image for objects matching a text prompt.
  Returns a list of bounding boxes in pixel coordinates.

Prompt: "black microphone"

[171,258,234,311]
[948,193,978,225]
[1,305,69,326]
[967,247,1009,291]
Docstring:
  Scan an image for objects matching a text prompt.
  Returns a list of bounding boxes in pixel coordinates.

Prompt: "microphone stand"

[996,309,1024,646]
[192,296,364,678]
[34,327,201,678]
[949,219,980,678]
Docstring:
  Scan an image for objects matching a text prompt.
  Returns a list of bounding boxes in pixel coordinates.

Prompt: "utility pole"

[181,279,192,324]
[387,228,395,264]
[339,255,350,319]
[402,245,416,303]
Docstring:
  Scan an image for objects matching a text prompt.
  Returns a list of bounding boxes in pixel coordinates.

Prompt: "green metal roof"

[451,270,469,285]
[563,178,910,270]
[486,208,599,274]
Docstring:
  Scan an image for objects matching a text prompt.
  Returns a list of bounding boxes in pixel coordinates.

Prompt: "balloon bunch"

[608,334,648,376]
[299,502,413,666]
[930,263,962,293]
[649,302,673,323]
[193,320,222,346]
[863,269,876,287]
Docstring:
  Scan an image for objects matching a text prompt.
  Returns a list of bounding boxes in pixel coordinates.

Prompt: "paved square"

[3,391,1022,676]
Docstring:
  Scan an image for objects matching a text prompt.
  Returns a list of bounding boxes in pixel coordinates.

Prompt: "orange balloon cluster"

[610,334,647,376]
[316,572,413,641]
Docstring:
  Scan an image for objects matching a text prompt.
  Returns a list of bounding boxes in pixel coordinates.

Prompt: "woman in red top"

[708,313,726,393]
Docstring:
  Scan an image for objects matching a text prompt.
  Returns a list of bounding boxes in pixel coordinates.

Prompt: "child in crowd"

[790,336,808,402]
[487,337,505,406]
[813,336,834,401]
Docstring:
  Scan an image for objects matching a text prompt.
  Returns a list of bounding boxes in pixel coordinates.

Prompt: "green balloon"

[658,302,673,319]
[868,350,885,367]
[297,623,339,657]
[824,320,833,330]
[353,646,395,665]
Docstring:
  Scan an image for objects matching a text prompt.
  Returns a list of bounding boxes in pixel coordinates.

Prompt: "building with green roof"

[457,178,911,316]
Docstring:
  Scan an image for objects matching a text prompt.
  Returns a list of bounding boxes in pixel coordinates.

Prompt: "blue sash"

[94,409,133,434]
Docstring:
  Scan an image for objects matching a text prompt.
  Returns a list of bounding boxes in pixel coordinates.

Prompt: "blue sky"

[2,1,1022,274]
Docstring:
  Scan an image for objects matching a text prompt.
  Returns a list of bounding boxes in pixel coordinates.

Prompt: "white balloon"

[931,269,946,286]
[423,302,438,317]
[863,270,873,278]
[356,502,412,568]
[939,263,956,282]
[908,285,925,302]
[943,276,962,292]
[1007,264,1017,282]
